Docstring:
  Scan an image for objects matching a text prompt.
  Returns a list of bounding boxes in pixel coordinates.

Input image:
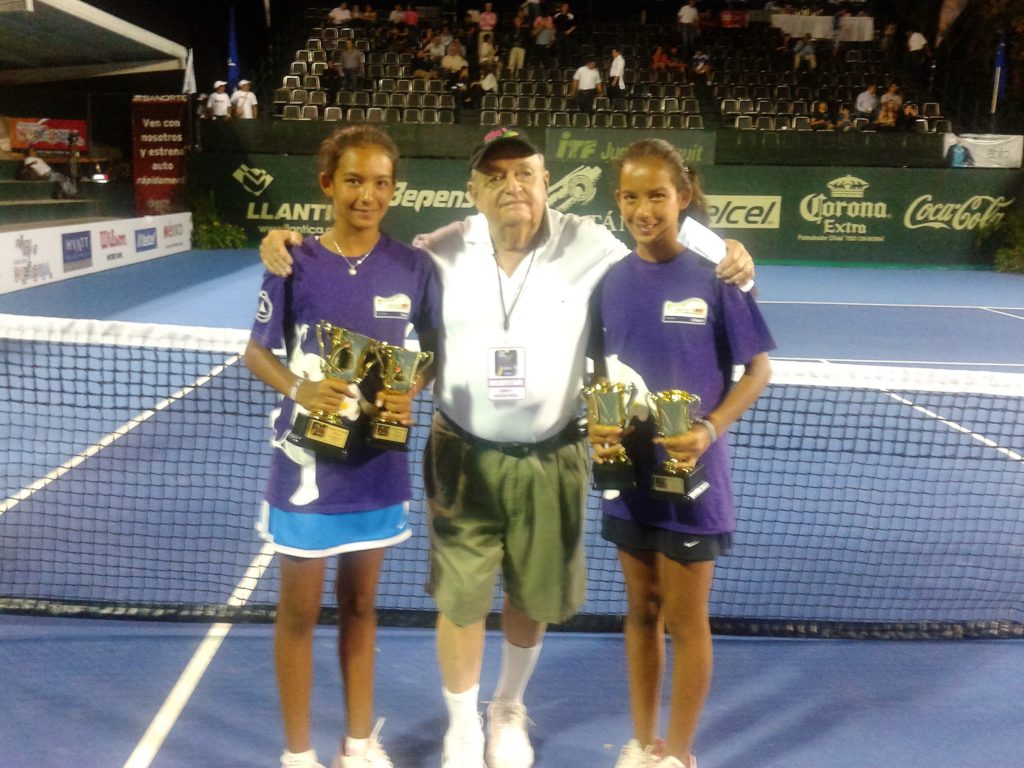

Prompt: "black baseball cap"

[468,127,541,171]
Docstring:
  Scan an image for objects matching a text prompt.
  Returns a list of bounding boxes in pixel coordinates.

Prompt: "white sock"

[282,749,318,766]
[443,683,480,729]
[492,640,542,704]
[344,736,369,756]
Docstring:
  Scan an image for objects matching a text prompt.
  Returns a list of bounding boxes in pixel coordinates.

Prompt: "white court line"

[885,392,1024,464]
[772,356,1024,369]
[0,354,242,517]
[123,543,276,768]
[759,300,1024,310]
[983,307,1024,321]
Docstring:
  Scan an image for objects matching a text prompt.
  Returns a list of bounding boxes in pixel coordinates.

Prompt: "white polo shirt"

[414,209,628,443]
[678,5,699,24]
[573,65,603,92]
[609,55,626,87]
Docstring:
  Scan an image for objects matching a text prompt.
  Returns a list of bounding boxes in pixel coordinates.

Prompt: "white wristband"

[697,418,717,445]
[288,377,303,402]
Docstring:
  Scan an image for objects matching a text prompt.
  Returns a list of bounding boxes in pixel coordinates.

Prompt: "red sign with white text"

[131,95,191,216]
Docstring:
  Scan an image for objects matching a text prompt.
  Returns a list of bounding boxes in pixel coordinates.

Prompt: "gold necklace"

[325,233,376,275]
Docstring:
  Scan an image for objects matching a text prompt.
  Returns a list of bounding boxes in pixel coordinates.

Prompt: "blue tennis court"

[2,251,1023,768]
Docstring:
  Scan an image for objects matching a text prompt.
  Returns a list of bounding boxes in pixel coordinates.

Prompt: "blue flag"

[227,5,240,91]
[995,32,1008,100]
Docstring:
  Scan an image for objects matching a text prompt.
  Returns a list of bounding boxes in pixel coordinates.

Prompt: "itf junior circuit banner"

[132,95,190,216]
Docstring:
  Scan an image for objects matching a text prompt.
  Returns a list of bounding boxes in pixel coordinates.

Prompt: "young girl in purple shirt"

[589,139,775,768]
[245,126,440,768]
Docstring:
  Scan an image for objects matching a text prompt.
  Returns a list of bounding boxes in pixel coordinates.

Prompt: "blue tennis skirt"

[257,501,411,558]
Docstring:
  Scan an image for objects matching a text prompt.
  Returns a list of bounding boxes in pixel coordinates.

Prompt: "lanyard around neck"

[495,248,538,333]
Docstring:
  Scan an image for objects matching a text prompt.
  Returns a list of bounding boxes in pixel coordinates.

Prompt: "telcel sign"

[705,195,782,229]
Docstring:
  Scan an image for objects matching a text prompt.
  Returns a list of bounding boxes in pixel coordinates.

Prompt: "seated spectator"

[666,45,688,79]
[388,4,405,24]
[425,33,447,61]
[479,63,499,94]
[652,45,670,72]
[361,4,378,22]
[690,47,713,84]
[328,2,352,25]
[404,3,418,26]
[479,32,501,78]
[792,33,817,70]
[450,65,477,107]
[20,146,76,198]
[410,45,438,78]
[809,100,832,130]
[855,83,878,117]
[880,82,903,111]
[834,104,855,132]
[874,100,899,131]
[440,41,469,76]
[899,101,921,130]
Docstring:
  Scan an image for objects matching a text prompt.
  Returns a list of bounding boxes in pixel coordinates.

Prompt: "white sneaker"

[614,740,659,768]
[332,719,395,768]
[654,756,696,768]
[485,699,534,768]
[282,749,326,768]
[442,715,485,768]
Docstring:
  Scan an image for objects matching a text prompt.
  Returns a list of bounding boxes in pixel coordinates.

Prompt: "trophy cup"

[366,343,434,451]
[581,381,638,490]
[288,323,379,460]
[646,390,711,502]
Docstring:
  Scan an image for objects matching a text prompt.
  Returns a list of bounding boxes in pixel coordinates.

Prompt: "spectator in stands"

[609,47,628,98]
[231,79,259,119]
[478,1,497,48]
[20,146,77,198]
[906,29,931,87]
[410,43,439,79]
[388,21,412,51]
[855,83,878,118]
[339,39,365,90]
[206,80,232,119]
[426,32,447,61]
[479,32,501,79]
[404,4,418,26]
[899,101,921,131]
[571,57,604,113]
[458,12,480,67]
[678,0,700,55]
[532,8,556,66]
[874,100,899,131]
[880,82,903,111]
[479,62,499,95]
[809,100,833,130]
[328,2,352,25]
[524,0,541,22]
[834,103,855,132]
[361,4,378,23]
[792,33,817,71]
[652,45,670,73]
[388,4,404,24]
[441,41,469,77]
[450,65,476,107]
[554,3,578,63]
[506,9,529,78]
[690,47,712,85]
[666,45,688,80]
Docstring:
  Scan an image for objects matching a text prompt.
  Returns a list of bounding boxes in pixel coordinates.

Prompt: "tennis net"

[2,313,1022,638]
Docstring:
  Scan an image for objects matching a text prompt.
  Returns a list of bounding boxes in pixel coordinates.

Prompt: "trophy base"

[288,412,359,460]
[650,463,710,502]
[592,460,636,491]
[366,418,410,451]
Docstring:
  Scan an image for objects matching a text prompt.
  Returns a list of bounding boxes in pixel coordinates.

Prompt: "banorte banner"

[132,95,190,216]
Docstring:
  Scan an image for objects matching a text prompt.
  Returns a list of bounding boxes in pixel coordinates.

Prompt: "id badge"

[488,347,526,400]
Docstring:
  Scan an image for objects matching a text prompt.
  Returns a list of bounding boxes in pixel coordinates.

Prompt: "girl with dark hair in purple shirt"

[589,139,774,768]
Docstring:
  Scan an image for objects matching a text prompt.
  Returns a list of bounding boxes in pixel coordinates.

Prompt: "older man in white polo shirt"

[257,127,753,768]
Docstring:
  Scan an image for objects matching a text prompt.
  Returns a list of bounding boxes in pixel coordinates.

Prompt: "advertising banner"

[193,152,1018,266]
[7,117,89,152]
[131,95,191,216]
[942,133,1024,169]
[545,127,715,167]
[0,213,192,296]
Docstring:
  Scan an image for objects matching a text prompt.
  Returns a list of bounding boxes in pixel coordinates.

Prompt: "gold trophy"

[646,390,711,502]
[288,323,379,460]
[582,381,638,490]
[366,343,434,451]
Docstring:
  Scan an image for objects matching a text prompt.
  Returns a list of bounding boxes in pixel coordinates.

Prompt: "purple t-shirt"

[250,234,441,514]
[594,249,775,535]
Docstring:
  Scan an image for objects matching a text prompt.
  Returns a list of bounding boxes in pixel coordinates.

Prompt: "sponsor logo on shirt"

[374,293,411,319]
[663,298,707,325]
[256,290,273,323]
